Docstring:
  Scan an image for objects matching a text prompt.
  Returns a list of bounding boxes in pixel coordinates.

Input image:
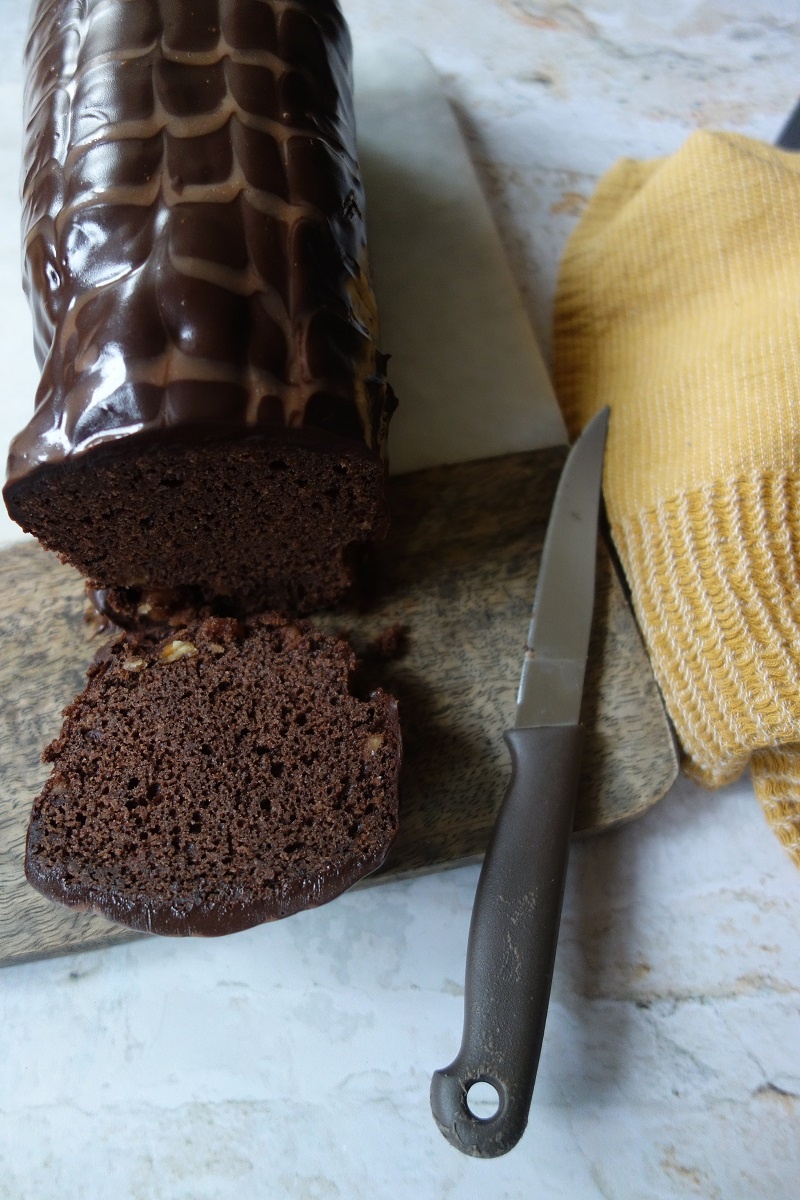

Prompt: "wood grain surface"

[0,448,678,966]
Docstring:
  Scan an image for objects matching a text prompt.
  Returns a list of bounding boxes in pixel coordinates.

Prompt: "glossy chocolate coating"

[7,0,390,486]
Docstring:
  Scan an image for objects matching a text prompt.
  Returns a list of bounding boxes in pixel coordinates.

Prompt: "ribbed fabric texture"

[553,130,800,865]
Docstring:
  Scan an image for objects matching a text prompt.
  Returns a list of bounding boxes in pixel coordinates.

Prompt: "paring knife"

[430,406,610,1158]
[777,97,800,150]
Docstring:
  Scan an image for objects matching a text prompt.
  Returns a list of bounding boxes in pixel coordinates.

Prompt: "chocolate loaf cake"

[5,0,396,614]
[25,615,402,936]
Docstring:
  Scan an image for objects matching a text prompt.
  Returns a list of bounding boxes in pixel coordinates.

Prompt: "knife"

[430,406,610,1158]
[777,97,800,149]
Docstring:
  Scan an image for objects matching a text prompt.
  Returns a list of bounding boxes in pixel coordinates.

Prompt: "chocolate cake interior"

[25,614,401,936]
[7,435,388,614]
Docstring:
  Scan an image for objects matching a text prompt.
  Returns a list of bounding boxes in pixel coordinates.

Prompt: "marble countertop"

[2,1,800,1197]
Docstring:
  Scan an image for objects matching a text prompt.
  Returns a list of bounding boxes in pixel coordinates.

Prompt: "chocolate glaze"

[6,0,393,488]
[26,832,400,937]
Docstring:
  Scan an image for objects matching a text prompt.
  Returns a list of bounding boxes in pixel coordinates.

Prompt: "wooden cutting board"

[0,447,678,967]
[0,41,678,966]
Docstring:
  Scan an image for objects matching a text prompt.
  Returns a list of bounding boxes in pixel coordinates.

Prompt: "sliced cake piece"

[25,615,401,936]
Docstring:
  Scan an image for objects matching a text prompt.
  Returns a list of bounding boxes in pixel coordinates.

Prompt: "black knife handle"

[430,723,583,1158]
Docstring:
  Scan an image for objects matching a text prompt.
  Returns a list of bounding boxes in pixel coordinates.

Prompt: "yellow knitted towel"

[553,129,800,865]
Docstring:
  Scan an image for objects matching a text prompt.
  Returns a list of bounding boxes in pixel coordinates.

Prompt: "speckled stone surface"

[1,1,799,1196]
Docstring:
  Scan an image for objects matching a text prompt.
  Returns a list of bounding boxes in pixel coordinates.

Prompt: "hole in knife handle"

[465,1079,502,1121]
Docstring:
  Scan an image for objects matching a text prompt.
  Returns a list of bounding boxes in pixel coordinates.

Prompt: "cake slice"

[25,615,401,936]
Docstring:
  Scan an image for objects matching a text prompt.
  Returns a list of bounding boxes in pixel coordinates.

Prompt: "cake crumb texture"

[25,615,401,936]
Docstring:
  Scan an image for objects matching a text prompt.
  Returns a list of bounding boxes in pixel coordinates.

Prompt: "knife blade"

[777,97,800,150]
[430,406,610,1158]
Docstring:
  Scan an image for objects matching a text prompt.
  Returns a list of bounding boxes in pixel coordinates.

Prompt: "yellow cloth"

[553,130,800,865]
